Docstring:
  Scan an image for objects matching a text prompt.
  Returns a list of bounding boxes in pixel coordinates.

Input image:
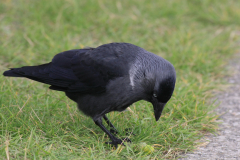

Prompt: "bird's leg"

[103,115,135,136]
[103,115,119,135]
[94,118,130,148]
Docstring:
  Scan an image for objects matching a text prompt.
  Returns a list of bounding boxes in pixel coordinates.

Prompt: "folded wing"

[4,46,129,94]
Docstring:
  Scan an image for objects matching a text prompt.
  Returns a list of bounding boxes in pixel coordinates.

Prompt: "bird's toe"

[125,128,135,136]
[110,129,118,135]
[105,137,131,148]
[105,138,124,148]
[122,137,131,143]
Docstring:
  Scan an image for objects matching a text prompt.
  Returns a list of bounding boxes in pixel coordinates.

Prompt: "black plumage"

[3,43,176,147]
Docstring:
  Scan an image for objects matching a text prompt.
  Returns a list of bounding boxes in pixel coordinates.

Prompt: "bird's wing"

[65,44,129,93]
[69,46,130,92]
[4,44,132,93]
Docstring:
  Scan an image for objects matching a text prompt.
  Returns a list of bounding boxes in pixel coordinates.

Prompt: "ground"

[179,53,240,159]
[1,1,240,159]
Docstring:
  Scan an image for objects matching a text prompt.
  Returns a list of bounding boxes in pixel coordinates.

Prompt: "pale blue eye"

[153,93,157,98]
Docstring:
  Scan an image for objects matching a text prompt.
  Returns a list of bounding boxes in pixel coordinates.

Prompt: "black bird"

[3,43,176,147]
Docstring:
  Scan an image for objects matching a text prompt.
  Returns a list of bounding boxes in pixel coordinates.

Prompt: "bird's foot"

[110,128,118,135]
[122,137,131,143]
[105,137,131,148]
[125,128,135,136]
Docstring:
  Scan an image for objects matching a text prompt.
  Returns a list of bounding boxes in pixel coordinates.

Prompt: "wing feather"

[4,43,136,94]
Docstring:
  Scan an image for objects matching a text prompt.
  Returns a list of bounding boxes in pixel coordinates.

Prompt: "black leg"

[103,115,119,135]
[94,117,124,148]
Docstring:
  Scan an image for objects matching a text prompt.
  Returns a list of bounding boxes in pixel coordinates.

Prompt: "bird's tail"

[3,68,24,77]
[3,63,51,80]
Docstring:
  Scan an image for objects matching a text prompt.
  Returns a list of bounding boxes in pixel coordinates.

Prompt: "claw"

[105,138,124,148]
[122,137,131,143]
[110,129,118,135]
[125,128,135,136]
[105,137,131,148]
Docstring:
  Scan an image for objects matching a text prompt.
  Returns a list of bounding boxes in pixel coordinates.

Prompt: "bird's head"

[143,61,176,121]
[151,75,176,121]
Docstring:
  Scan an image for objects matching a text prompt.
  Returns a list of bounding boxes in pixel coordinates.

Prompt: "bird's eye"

[153,93,157,98]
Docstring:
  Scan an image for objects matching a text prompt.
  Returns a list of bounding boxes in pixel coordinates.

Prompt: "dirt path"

[179,54,240,159]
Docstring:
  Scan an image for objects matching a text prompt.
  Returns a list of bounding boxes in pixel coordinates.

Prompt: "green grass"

[1,0,240,159]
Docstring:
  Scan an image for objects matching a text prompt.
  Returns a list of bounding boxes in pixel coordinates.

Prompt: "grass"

[0,0,240,159]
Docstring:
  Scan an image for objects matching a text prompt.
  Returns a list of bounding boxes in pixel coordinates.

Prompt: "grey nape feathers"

[3,43,176,147]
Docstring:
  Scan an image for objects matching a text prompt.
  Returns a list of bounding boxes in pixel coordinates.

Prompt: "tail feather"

[3,63,74,90]
[3,63,51,80]
[3,69,24,77]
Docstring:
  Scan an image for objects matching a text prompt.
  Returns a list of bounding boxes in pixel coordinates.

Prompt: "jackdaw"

[3,43,176,147]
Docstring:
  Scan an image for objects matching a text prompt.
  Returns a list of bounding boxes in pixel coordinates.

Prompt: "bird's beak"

[152,101,165,121]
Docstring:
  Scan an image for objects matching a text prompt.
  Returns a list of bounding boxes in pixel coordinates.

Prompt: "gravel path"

[179,54,240,160]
